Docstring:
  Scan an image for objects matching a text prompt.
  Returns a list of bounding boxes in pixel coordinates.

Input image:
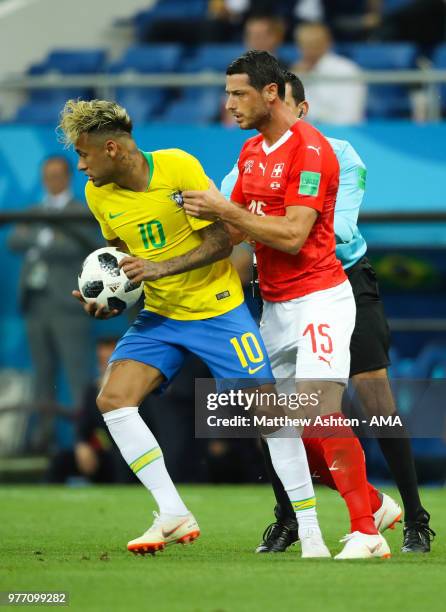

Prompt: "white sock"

[103,406,189,516]
[264,426,321,537]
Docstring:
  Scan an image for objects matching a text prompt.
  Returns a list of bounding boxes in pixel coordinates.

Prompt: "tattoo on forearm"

[163,221,232,277]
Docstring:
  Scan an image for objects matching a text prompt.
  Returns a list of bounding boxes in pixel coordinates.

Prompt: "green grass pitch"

[0,485,444,611]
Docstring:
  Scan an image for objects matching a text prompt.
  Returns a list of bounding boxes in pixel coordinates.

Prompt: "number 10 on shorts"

[230,332,264,368]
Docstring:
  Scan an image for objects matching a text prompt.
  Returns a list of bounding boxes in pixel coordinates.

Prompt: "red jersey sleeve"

[230,138,257,206]
[284,135,339,213]
[230,161,246,206]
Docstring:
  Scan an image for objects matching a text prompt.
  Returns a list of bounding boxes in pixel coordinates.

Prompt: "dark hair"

[226,50,285,99]
[282,70,306,105]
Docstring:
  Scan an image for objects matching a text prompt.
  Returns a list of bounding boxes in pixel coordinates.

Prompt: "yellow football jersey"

[85,148,243,320]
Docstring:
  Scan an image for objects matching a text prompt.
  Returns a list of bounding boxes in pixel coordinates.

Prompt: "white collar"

[261,129,293,156]
[45,189,72,210]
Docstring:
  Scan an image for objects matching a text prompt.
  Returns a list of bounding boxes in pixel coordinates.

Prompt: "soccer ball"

[78,247,143,313]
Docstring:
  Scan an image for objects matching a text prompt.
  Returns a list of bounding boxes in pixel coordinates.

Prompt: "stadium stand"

[432,43,446,114]
[180,43,246,73]
[108,43,184,73]
[133,0,208,42]
[158,86,222,123]
[384,0,413,10]
[15,101,76,124]
[15,48,106,124]
[11,40,429,122]
[339,42,418,118]
[278,43,300,67]
[28,49,106,75]
[115,87,169,122]
[134,0,208,24]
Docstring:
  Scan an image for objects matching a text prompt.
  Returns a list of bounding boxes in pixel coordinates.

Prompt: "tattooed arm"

[119,221,232,283]
[107,237,130,253]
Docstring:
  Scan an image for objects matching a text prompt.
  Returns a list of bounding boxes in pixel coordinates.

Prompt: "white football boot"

[374,493,403,532]
[300,528,332,558]
[334,531,391,559]
[127,511,200,555]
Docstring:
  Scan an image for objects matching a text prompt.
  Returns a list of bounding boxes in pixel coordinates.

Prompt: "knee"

[96,388,129,413]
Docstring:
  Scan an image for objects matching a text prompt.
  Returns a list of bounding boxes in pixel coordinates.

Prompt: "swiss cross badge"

[271,163,284,178]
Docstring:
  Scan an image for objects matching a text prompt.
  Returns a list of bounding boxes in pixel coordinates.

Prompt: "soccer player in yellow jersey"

[59,99,325,559]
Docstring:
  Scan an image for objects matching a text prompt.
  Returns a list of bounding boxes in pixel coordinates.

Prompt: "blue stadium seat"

[146,0,207,19]
[278,45,300,68]
[133,1,207,42]
[342,43,418,118]
[109,44,184,73]
[25,50,102,110]
[28,88,91,104]
[16,88,92,123]
[343,43,417,70]
[29,49,106,75]
[432,43,446,65]
[182,44,246,72]
[15,102,63,124]
[432,44,446,111]
[383,0,412,11]
[115,87,168,121]
[159,87,222,123]
[413,341,446,378]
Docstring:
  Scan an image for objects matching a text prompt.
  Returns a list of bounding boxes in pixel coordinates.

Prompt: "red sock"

[303,437,337,489]
[368,482,382,514]
[305,437,383,515]
[316,413,378,535]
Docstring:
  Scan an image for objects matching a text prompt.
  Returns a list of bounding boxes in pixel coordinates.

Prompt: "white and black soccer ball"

[78,247,143,313]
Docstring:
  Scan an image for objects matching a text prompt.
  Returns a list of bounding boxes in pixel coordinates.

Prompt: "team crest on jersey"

[271,163,284,178]
[244,160,254,174]
[170,191,184,207]
[270,182,281,190]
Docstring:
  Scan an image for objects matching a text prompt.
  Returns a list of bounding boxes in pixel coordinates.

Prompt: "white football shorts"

[260,280,356,386]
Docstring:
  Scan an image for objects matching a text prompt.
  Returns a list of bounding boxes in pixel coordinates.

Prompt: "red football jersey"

[231,120,346,301]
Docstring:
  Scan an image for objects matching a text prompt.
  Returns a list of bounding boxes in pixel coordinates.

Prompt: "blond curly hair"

[58,99,132,147]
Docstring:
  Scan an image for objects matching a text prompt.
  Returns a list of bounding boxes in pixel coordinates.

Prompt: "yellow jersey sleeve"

[169,149,214,233]
[85,182,118,241]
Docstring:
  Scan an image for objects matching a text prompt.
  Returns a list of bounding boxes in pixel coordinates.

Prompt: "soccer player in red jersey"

[183,51,391,559]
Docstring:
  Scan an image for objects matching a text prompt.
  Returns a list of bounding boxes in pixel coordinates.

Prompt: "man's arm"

[334,176,364,244]
[224,219,247,245]
[120,221,232,283]
[333,144,366,244]
[107,237,130,253]
[182,181,317,255]
[221,203,317,255]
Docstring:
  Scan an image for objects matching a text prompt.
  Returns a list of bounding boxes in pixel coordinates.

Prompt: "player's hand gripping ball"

[78,247,143,314]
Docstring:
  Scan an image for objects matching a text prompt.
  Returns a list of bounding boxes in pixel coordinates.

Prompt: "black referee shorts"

[346,256,391,376]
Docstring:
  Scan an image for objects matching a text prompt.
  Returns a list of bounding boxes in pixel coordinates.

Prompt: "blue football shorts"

[110,302,274,391]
